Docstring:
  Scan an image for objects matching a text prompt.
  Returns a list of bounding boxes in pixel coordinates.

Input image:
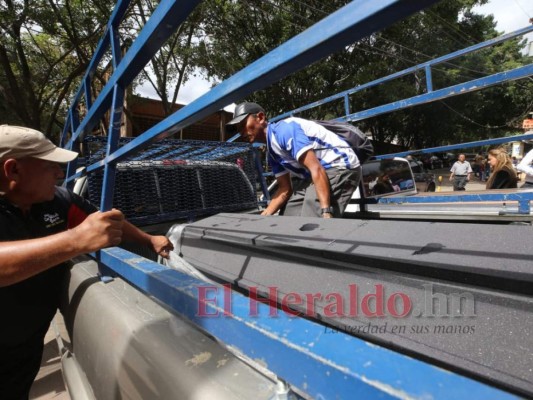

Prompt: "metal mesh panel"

[83,137,259,224]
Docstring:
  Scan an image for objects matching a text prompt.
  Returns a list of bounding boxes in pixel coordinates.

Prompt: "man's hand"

[71,209,125,253]
[449,175,453,182]
[261,173,292,216]
[150,235,174,259]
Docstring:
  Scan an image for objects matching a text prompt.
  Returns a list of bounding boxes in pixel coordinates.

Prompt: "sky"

[138,0,533,110]
[475,0,532,36]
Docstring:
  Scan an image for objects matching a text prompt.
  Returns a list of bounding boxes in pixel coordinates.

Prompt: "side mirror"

[362,158,417,198]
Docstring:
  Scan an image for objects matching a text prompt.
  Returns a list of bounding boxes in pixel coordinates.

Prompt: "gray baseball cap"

[226,102,265,126]
[0,125,78,163]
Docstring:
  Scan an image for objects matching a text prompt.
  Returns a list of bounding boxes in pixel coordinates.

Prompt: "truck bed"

[174,214,533,398]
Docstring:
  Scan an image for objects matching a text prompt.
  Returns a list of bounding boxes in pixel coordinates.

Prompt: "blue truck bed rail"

[271,24,533,123]
[59,1,532,399]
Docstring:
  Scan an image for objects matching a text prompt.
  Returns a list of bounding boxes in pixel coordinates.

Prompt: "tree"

[125,0,204,116]
[197,0,361,115]
[0,0,111,137]
[194,0,532,149]
[0,0,207,138]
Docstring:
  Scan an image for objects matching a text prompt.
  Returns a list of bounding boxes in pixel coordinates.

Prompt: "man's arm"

[261,173,292,216]
[0,209,124,287]
[122,220,173,258]
[517,149,533,176]
[298,149,331,217]
[449,163,456,181]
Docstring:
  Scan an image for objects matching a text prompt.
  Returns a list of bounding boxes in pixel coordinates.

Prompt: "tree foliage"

[0,0,207,137]
[0,0,531,149]
[196,0,533,150]
[125,0,204,116]
[0,0,112,137]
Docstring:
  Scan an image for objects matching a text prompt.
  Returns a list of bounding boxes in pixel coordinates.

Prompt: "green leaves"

[0,0,530,149]
[195,0,531,149]
[0,0,112,137]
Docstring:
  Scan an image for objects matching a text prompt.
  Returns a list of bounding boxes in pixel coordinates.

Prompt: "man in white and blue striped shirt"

[227,102,361,218]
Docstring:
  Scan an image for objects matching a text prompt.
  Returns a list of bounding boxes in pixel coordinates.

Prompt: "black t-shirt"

[0,187,97,346]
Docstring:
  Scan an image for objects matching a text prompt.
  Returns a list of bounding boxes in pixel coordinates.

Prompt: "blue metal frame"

[369,133,533,213]
[63,0,441,208]
[374,132,533,159]
[267,25,533,214]
[98,246,517,400]
[271,25,533,122]
[60,0,532,397]
[342,63,533,122]
[256,26,533,206]
[61,0,204,206]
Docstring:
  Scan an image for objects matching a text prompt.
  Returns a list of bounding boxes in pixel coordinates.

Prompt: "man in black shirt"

[0,125,173,399]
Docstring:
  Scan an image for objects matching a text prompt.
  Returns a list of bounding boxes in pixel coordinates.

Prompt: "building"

[123,95,234,141]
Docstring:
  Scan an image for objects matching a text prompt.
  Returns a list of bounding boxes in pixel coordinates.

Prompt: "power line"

[288,0,334,18]
[375,37,533,92]
[426,9,478,46]
[243,0,532,92]
[255,0,485,83]
[439,100,533,129]
[513,0,531,19]
[271,0,497,79]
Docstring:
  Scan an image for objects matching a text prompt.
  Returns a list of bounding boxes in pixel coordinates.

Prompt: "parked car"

[362,158,416,196]
[263,157,431,206]
[435,152,456,167]
[408,158,437,192]
[420,153,443,170]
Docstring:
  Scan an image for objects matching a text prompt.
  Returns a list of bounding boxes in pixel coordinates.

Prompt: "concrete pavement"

[430,168,489,192]
[428,166,528,192]
[29,313,70,400]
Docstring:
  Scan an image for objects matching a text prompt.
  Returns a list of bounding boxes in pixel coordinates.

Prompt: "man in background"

[449,153,473,191]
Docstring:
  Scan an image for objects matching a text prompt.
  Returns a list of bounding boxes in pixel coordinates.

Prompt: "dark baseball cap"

[226,102,265,126]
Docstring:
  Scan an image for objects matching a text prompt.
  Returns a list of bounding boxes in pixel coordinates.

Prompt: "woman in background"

[485,148,518,189]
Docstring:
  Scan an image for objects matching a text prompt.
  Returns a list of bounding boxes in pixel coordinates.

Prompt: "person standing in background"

[449,154,473,191]
[474,153,484,180]
[485,148,518,189]
[517,147,533,187]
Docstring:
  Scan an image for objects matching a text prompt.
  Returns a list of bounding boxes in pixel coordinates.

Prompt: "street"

[30,314,70,400]
[430,167,488,192]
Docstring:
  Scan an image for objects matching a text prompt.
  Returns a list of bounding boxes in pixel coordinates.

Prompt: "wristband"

[321,207,334,215]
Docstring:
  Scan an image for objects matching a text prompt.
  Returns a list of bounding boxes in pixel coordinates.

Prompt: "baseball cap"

[0,125,78,163]
[226,102,265,126]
